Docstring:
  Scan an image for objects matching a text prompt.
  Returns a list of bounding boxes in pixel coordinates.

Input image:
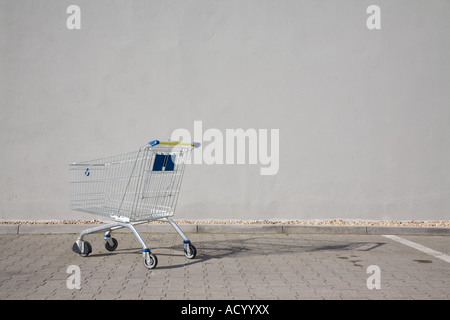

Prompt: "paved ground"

[0,228,449,300]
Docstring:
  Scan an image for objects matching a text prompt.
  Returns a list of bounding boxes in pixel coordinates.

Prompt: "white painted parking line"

[383,235,450,264]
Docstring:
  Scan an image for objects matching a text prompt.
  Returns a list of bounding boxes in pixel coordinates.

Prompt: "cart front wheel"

[184,243,197,259]
[72,241,92,257]
[105,238,118,251]
[143,252,158,269]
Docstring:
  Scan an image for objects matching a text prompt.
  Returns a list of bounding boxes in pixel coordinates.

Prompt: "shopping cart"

[69,140,200,269]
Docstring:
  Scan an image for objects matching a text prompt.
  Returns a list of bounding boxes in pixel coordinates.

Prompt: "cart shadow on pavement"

[151,236,386,269]
[82,236,385,270]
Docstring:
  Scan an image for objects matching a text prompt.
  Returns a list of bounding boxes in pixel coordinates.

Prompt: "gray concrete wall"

[1,0,449,221]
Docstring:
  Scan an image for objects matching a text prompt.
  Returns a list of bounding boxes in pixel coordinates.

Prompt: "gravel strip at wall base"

[0,220,449,235]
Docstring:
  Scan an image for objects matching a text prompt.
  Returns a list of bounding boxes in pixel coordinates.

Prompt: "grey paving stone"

[0,233,449,300]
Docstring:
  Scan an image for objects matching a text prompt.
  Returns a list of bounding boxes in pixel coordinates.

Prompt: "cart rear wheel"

[184,243,197,259]
[105,238,118,251]
[143,252,158,269]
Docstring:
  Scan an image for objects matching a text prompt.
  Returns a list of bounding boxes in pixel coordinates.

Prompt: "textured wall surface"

[1,0,449,221]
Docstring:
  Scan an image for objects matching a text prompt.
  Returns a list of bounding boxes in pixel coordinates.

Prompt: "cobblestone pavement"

[0,232,449,300]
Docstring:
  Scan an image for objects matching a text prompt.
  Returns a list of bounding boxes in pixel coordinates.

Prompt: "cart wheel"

[184,243,197,259]
[72,241,92,257]
[143,252,158,269]
[105,238,118,251]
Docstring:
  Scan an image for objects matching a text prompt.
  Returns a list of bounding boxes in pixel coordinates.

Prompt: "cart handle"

[149,140,201,148]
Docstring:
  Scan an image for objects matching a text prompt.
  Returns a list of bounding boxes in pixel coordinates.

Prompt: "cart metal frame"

[69,140,200,269]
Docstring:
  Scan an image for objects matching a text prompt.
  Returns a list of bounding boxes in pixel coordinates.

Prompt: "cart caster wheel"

[184,243,197,259]
[143,252,158,269]
[72,241,92,257]
[105,238,118,251]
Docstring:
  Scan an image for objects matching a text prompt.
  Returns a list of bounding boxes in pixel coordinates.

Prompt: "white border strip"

[383,235,450,264]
